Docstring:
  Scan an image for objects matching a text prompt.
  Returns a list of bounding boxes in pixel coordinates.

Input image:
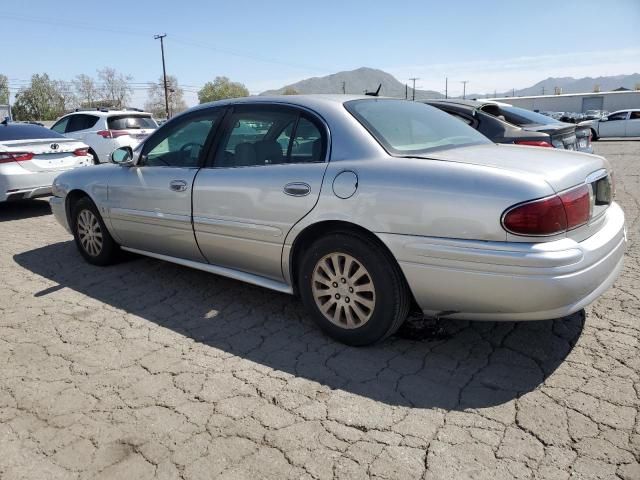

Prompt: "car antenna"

[365,84,382,97]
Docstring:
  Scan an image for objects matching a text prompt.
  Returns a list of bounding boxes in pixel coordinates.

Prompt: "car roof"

[60,110,153,118]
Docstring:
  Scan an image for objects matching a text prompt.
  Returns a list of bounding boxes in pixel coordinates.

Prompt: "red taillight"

[0,152,35,164]
[514,140,553,148]
[559,184,590,229]
[503,184,591,236]
[97,130,129,138]
[73,148,89,157]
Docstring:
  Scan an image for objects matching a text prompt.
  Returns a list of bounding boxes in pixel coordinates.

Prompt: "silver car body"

[1,127,92,202]
[50,95,626,321]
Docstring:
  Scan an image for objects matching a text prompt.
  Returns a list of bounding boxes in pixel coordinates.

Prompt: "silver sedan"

[50,96,626,345]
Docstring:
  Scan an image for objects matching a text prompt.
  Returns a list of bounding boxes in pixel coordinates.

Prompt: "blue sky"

[3,0,639,107]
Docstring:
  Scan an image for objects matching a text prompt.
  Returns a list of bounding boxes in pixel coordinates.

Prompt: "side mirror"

[600,117,608,122]
[110,147,133,165]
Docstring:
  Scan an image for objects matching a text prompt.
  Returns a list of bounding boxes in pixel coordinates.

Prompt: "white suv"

[51,110,158,163]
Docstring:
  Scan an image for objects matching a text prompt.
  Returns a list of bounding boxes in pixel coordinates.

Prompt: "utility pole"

[342,81,346,94]
[461,80,468,99]
[445,77,448,99]
[512,88,516,97]
[409,77,419,101]
[541,86,545,95]
[405,83,408,99]
[154,33,170,119]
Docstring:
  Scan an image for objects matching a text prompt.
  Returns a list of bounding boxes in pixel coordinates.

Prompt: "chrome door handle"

[284,182,311,196]
[169,180,188,192]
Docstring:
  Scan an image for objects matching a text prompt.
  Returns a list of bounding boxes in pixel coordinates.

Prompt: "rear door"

[106,108,222,261]
[192,104,329,281]
[599,111,628,137]
[626,111,640,136]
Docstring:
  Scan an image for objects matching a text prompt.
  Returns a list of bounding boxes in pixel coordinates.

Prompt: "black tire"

[71,197,118,266]
[591,129,599,141]
[298,231,411,346]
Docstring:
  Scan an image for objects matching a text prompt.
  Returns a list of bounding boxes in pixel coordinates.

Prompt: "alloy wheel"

[77,209,103,257]
[311,252,376,329]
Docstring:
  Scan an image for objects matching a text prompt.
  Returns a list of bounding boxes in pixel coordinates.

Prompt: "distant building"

[487,90,640,113]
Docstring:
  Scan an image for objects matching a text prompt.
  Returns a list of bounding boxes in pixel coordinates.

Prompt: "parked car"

[589,109,640,140]
[584,110,609,120]
[1,122,92,202]
[50,96,625,345]
[466,100,594,153]
[425,100,553,147]
[51,109,158,164]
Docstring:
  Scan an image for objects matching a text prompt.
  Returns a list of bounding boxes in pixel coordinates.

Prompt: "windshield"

[345,99,490,155]
[107,115,157,130]
[496,105,562,126]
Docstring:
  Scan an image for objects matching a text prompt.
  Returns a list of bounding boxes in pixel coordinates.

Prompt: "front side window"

[608,111,628,121]
[630,111,640,120]
[141,111,220,167]
[214,107,325,168]
[345,99,490,155]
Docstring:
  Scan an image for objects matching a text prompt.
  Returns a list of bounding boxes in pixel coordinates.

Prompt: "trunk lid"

[1,138,89,172]
[421,143,609,193]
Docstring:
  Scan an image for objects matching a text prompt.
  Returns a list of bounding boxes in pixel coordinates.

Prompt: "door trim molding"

[120,246,294,294]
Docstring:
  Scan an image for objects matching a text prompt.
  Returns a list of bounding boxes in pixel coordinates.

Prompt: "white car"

[51,109,158,163]
[1,122,91,202]
[590,109,640,139]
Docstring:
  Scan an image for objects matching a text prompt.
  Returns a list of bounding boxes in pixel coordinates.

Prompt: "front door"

[599,111,628,137]
[107,109,222,261]
[192,104,329,281]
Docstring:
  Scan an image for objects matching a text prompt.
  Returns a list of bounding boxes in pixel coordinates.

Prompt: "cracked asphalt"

[0,140,638,479]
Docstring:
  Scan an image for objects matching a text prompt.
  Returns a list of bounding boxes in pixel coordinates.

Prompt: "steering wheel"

[180,142,203,157]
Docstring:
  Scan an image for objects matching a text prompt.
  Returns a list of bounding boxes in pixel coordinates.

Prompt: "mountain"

[261,68,640,100]
[260,67,444,100]
[495,73,640,98]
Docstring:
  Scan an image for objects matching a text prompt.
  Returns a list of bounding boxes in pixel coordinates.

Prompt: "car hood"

[420,143,608,192]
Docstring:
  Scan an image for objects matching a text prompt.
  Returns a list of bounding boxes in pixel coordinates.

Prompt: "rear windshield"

[494,105,562,126]
[107,115,157,130]
[0,124,66,141]
[345,99,490,155]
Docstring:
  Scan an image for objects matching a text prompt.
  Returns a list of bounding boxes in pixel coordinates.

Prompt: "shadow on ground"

[0,199,51,222]
[14,241,584,410]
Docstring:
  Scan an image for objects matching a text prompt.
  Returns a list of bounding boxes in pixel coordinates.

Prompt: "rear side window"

[108,115,157,130]
[214,106,326,168]
[0,124,65,141]
[67,114,100,133]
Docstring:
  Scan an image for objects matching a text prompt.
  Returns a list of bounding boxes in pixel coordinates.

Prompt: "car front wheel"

[299,232,411,346]
[72,197,118,266]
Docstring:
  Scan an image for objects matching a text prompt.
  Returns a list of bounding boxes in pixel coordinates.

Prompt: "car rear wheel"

[72,197,118,266]
[299,232,410,346]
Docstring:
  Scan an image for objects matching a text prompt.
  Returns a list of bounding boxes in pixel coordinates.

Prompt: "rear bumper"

[0,169,58,202]
[50,196,72,233]
[379,202,626,321]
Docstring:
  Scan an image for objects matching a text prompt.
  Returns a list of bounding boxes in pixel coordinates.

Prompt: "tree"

[197,76,249,103]
[282,87,299,95]
[73,74,99,108]
[0,74,8,104]
[145,75,187,118]
[98,67,133,108]
[11,73,66,121]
